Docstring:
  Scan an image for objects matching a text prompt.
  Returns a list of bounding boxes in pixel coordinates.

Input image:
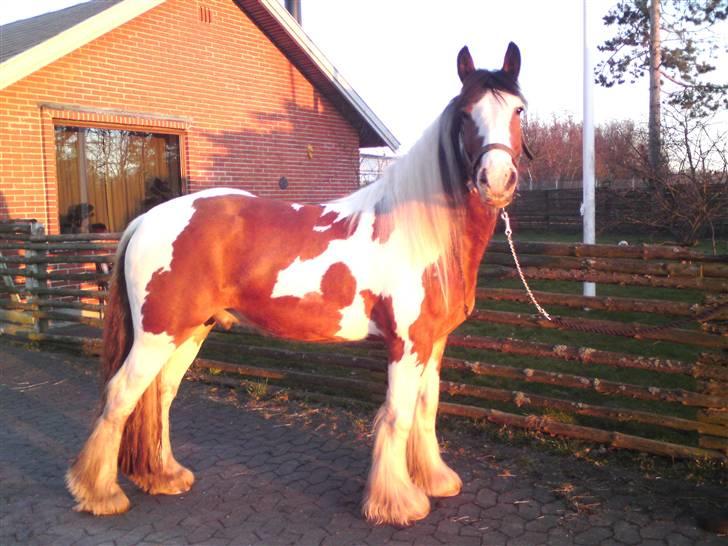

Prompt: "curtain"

[55,127,181,233]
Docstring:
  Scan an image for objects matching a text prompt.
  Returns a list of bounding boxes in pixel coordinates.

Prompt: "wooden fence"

[508,185,728,235]
[1,220,726,461]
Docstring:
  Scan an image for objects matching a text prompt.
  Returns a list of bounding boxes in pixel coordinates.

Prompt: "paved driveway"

[0,341,725,545]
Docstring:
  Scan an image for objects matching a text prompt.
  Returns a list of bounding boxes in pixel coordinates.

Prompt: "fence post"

[25,222,48,334]
[697,300,728,455]
[545,190,551,231]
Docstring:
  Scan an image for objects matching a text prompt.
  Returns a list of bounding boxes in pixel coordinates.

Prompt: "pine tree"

[596,0,728,170]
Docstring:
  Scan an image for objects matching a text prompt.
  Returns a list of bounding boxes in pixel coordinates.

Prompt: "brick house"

[0,0,397,234]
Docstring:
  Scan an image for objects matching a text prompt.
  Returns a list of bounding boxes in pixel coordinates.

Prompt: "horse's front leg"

[407,336,462,497]
[363,349,429,526]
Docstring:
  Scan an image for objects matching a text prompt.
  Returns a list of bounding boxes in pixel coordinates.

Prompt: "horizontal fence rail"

[1,219,726,461]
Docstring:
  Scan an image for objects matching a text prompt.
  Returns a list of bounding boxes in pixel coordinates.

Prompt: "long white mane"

[331,112,465,295]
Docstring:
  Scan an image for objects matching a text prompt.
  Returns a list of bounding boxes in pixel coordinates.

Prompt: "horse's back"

[123,188,380,344]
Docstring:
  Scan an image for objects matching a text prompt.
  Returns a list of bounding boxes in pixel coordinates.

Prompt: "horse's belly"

[236,293,373,343]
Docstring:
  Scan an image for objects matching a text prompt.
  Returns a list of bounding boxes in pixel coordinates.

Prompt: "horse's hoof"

[130,463,195,495]
[71,485,130,515]
[148,466,195,495]
[362,484,430,526]
[423,465,462,498]
[66,465,131,516]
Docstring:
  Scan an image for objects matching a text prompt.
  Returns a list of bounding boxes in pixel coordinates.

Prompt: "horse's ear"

[502,42,521,80]
[457,46,475,82]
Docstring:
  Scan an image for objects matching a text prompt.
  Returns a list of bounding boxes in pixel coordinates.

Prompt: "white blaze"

[469,92,523,196]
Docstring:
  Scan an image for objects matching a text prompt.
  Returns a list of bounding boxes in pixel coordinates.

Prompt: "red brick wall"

[0,0,361,234]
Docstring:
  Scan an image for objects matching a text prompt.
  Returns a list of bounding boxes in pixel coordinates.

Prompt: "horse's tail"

[100,216,163,485]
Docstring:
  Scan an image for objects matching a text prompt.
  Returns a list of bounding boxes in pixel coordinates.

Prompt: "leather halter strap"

[462,139,533,195]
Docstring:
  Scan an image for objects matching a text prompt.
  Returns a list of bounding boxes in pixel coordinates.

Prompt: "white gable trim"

[258,0,399,151]
[0,0,165,91]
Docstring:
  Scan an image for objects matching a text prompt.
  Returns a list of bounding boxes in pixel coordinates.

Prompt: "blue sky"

[3,1,724,152]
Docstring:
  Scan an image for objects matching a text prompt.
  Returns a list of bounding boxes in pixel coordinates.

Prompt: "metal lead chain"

[500,210,552,321]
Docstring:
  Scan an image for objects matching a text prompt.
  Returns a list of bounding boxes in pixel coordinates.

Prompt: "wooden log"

[2,300,104,313]
[2,267,110,284]
[43,271,110,283]
[0,242,118,251]
[439,380,728,437]
[204,337,385,372]
[0,308,36,326]
[0,267,34,278]
[0,301,35,311]
[448,334,698,376]
[476,288,703,317]
[37,299,104,312]
[0,330,103,355]
[698,436,728,454]
[28,233,122,242]
[698,409,728,425]
[0,267,102,281]
[0,254,115,265]
[21,287,108,300]
[486,240,728,263]
[484,252,728,279]
[484,267,728,292]
[194,358,386,400]
[443,358,725,408]
[5,269,111,282]
[438,402,726,460]
[469,309,727,349]
[33,310,103,328]
[0,222,33,234]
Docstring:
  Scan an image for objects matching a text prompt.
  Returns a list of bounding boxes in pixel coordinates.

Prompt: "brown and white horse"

[67,43,529,526]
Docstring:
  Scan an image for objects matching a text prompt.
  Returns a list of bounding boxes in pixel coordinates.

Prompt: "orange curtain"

[55,127,180,233]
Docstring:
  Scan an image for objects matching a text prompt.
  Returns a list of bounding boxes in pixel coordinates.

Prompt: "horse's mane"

[330,69,523,298]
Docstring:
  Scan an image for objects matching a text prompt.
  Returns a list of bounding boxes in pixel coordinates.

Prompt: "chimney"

[285,0,301,24]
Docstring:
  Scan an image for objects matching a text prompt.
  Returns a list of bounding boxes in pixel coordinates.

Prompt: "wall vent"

[199,5,212,23]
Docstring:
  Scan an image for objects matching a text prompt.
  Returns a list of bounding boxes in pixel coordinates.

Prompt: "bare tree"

[605,106,727,246]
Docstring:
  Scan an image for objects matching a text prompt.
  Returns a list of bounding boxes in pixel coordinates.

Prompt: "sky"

[2,1,724,153]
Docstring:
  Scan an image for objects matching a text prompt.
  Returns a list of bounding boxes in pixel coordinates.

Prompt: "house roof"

[0,1,124,64]
[0,0,398,150]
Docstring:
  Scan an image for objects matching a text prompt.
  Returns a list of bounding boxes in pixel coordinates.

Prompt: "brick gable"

[0,0,360,233]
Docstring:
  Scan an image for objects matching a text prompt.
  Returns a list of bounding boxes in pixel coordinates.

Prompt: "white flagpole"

[583,0,596,297]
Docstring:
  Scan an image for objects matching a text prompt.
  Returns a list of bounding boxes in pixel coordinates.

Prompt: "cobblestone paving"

[1,341,726,546]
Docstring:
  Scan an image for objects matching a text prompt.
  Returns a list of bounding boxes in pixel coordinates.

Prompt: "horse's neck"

[454,193,498,307]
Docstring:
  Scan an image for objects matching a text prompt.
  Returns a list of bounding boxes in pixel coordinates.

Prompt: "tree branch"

[659,69,695,87]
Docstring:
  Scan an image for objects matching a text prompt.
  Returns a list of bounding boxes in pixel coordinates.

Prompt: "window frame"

[54,123,186,234]
[40,104,191,234]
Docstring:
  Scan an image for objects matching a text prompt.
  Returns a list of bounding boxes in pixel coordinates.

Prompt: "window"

[55,126,182,233]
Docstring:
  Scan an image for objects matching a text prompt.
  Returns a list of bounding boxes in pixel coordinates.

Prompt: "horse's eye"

[515,107,524,116]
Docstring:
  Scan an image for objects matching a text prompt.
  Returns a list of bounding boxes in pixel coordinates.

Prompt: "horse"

[66,42,529,527]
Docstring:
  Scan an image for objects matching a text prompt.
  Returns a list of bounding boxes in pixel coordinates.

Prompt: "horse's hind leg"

[66,334,176,515]
[407,336,462,497]
[134,325,211,495]
[363,351,430,526]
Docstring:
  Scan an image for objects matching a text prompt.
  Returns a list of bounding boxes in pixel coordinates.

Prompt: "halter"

[462,138,533,197]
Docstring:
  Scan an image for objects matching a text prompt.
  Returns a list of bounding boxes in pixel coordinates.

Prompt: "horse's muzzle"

[477,168,518,208]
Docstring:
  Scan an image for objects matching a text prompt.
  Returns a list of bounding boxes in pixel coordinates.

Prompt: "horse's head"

[454,42,530,209]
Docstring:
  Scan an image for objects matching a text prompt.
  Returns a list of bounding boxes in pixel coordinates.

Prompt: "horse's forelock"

[459,69,524,106]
